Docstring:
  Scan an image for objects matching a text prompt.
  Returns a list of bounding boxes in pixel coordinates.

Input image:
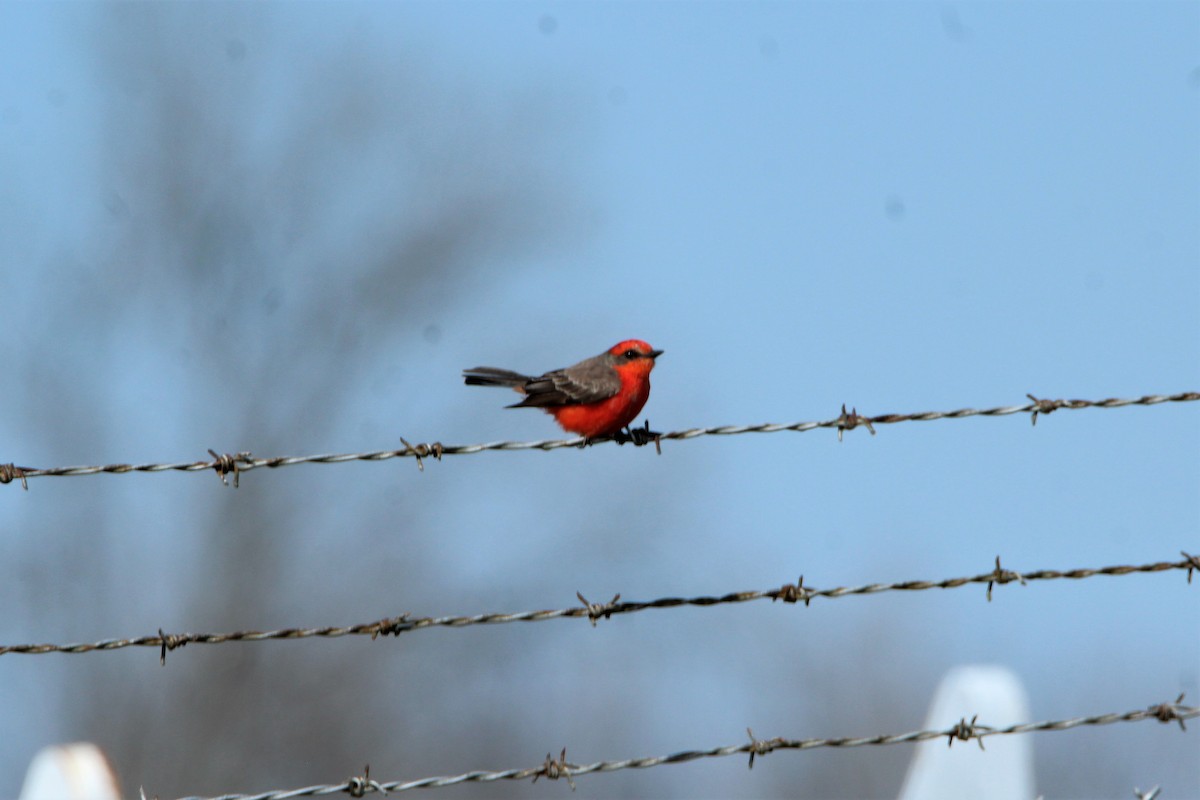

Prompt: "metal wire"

[1,391,1195,487]
[5,553,1194,659]
[167,696,1197,798]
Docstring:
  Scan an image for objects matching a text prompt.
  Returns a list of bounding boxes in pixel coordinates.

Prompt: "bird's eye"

[624,349,639,359]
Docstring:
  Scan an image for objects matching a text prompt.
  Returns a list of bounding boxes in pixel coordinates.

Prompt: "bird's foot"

[613,420,662,453]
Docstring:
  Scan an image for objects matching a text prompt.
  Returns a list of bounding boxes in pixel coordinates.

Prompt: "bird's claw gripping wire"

[612,420,663,453]
[581,420,662,453]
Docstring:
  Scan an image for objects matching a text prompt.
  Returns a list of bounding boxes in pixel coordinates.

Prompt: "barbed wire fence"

[5,389,1197,799]
[163,695,1197,799]
[2,553,1194,661]
[1,391,1196,488]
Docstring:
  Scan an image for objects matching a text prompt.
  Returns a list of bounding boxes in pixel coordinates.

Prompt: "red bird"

[464,339,663,439]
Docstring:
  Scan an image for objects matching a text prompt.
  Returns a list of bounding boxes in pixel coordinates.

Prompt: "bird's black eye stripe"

[624,349,639,358]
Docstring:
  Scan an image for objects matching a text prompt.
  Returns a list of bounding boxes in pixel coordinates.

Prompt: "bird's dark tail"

[463,367,532,388]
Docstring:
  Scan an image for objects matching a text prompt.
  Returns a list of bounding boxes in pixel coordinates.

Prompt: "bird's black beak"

[648,349,664,359]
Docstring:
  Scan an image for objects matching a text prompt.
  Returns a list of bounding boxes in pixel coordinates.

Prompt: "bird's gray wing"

[510,353,620,408]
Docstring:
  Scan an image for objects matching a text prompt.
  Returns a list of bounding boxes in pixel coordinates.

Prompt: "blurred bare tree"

[7,5,581,796]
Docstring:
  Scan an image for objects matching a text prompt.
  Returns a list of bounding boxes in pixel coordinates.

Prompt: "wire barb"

[399,438,443,472]
[532,748,577,791]
[1182,551,1200,584]
[0,463,29,490]
[1026,393,1067,426]
[836,404,875,441]
[576,592,621,627]
[986,556,1027,601]
[946,714,992,749]
[208,449,252,488]
[158,629,186,666]
[346,764,388,797]
[1149,693,1189,731]
[772,575,813,606]
[745,728,783,769]
[367,615,410,640]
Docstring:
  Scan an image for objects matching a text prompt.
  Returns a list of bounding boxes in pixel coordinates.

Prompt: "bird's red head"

[608,339,663,359]
[605,339,663,383]
[607,339,663,370]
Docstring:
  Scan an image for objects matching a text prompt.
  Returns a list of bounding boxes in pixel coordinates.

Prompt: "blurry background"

[1,3,1197,798]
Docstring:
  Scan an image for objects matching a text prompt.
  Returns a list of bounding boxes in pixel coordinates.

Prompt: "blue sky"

[1,3,1197,798]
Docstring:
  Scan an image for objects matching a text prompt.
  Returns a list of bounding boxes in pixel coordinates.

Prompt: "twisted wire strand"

[6,553,1195,658]
[170,697,1198,799]
[3,391,1195,485]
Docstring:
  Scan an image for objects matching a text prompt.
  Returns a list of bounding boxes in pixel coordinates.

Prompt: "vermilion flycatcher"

[464,339,663,439]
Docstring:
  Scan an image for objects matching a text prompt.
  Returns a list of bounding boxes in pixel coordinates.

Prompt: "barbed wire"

[166,695,1196,798]
[6,552,1195,661]
[1,391,1195,489]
